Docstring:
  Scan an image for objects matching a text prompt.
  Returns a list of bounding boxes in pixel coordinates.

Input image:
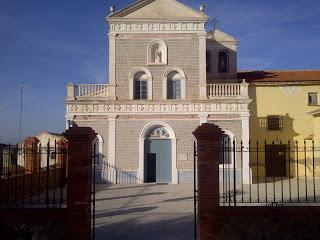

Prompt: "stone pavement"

[95,183,195,240]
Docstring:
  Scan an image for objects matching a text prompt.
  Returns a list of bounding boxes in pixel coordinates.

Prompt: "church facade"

[65,0,254,184]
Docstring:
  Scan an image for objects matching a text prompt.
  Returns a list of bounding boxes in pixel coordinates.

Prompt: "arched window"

[206,50,212,73]
[163,67,186,100]
[134,72,148,100]
[129,67,152,100]
[167,71,181,99]
[218,50,229,73]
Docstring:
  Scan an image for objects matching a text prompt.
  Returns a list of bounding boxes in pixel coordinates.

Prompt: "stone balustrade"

[207,80,249,99]
[66,83,116,100]
[66,80,249,101]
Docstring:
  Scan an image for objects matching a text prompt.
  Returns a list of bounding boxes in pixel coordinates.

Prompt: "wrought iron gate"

[91,143,97,240]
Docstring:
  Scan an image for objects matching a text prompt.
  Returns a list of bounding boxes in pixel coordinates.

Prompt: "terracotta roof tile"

[238,70,320,83]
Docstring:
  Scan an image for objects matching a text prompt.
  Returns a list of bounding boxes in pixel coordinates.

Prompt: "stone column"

[193,123,224,240]
[64,127,96,240]
[198,32,207,99]
[241,113,252,184]
[24,137,39,173]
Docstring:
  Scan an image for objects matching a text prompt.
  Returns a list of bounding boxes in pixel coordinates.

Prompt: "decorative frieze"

[66,103,248,114]
[109,22,205,33]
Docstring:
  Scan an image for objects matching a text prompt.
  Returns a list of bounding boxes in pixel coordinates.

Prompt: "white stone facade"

[65,0,251,184]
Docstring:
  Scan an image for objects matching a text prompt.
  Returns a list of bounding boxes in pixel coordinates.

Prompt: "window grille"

[267,115,283,130]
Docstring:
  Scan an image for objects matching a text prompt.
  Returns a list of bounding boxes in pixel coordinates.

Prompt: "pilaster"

[108,114,117,183]
[241,113,252,184]
[108,33,116,98]
[198,32,207,99]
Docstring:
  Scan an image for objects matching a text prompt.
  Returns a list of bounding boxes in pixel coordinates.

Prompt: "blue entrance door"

[144,139,172,183]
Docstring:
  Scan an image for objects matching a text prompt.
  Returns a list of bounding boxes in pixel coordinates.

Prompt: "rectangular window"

[134,80,148,100]
[167,80,181,99]
[173,80,181,99]
[267,115,283,130]
[308,92,318,105]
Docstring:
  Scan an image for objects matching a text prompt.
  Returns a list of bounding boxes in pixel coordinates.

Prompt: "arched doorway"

[145,127,172,183]
[138,122,178,184]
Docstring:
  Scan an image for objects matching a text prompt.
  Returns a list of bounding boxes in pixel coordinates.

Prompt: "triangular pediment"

[109,0,208,21]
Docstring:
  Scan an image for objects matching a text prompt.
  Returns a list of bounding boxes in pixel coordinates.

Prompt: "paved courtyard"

[95,183,195,240]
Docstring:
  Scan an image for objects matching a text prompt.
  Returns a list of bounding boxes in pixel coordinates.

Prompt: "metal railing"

[0,141,67,208]
[218,139,320,206]
[207,80,248,99]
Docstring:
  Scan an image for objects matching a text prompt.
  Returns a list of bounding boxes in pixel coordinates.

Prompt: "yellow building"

[239,70,320,178]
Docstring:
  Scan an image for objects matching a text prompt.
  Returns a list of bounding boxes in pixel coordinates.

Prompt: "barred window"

[267,115,283,130]
[308,92,318,105]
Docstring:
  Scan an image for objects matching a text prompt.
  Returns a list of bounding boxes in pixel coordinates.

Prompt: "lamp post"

[19,85,26,143]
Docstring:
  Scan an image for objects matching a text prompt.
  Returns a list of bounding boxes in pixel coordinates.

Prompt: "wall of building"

[115,33,200,100]
[206,39,238,79]
[115,116,199,183]
[313,116,320,142]
[249,84,320,178]
[73,113,246,183]
[249,84,320,143]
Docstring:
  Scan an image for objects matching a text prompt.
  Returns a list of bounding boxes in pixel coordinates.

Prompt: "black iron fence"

[218,139,320,206]
[0,141,67,208]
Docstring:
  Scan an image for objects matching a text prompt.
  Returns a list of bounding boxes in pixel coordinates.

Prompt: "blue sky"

[0,0,320,143]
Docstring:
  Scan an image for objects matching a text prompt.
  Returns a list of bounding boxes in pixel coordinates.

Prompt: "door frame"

[265,144,287,177]
[138,122,178,184]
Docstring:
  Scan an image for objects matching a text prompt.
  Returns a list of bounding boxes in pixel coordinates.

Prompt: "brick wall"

[74,116,242,172]
[116,117,200,170]
[115,33,200,100]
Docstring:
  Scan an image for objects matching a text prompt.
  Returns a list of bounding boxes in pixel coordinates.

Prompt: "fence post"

[64,126,96,240]
[0,146,3,176]
[24,137,39,173]
[193,123,224,240]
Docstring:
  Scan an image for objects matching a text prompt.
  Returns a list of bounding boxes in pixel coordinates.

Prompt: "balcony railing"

[207,80,249,99]
[67,81,248,101]
[67,83,116,100]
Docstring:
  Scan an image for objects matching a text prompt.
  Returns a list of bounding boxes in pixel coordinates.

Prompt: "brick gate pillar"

[64,127,96,240]
[24,137,40,173]
[193,123,224,240]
